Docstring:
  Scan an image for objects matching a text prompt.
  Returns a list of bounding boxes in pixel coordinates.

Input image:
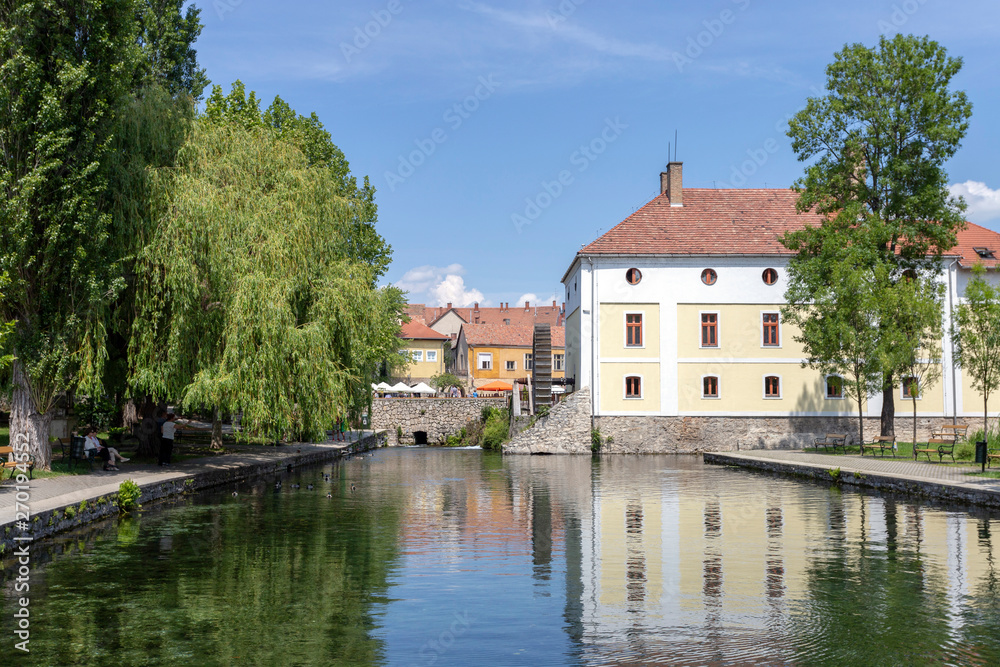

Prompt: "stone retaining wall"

[371,397,508,445]
[594,415,946,454]
[0,432,386,560]
[504,387,592,455]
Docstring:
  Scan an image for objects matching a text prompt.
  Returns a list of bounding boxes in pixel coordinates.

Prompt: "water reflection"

[4,450,1000,665]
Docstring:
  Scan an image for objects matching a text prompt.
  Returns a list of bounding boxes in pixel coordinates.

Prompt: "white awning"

[410,382,436,395]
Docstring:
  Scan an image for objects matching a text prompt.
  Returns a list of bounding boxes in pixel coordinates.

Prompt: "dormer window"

[974,247,995,259]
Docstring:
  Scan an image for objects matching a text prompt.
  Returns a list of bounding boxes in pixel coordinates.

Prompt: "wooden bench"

[931,424,969,442]
[814,433,848,453]
[863,435,897,458]
[0,445,34,480]
[915,438,956,463]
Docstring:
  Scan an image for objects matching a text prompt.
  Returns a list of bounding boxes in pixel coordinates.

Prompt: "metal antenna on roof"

[674,130,678,161]
[667,142,671,167]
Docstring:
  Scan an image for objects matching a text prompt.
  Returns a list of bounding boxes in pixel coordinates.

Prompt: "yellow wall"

[399,339,446,379]
[676,304,806,359]
[600,362,660,411]
[599,303,660,358]
[961,370,1000,418]
[676,363,858,413]
[469,345,566,383]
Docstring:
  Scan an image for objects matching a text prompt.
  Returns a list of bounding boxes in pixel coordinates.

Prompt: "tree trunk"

[137,414,160,457]
[211,406,223,450]
[880,378,895,437]
[912,395,918,458]
[857,394,865,454]
[122,399,140,429]
[9,360,53,471]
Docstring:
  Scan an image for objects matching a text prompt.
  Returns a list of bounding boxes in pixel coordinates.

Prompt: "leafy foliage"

[480,407,509,451]
[952,265,1000,437]
[117,479,142,513]
[75,395,119,431]
[134,0,208,99]
[430,372,463,392]
[129,113,404,442]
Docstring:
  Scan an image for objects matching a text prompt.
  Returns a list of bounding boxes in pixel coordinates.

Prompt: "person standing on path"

[159,413,176,466]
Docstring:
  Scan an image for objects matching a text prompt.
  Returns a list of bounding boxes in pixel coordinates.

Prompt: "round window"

[701,269,717,285]
[626,268,642,285]
[762,268,778,285]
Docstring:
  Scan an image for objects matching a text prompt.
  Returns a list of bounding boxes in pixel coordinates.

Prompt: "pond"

[3,449,1000,666]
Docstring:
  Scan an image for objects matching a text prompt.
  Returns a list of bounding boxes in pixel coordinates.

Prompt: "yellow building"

[455,323,566,390]
[395,321,448,384]
[562,161,1000,451]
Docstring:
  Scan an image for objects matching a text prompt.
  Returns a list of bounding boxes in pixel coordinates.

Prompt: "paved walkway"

[710,449,1000,502]
[0,431,372,525]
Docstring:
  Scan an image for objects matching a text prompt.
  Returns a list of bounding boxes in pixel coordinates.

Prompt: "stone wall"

[504,386,592,455]
[594,415,949,454]
[371,397,508,445]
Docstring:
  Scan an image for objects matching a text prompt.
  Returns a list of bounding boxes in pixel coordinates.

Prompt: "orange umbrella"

[478,380,513,392]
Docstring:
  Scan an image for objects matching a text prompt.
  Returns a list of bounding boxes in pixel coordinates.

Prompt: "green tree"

[952,265,1000,439]
[785,34,971,436]
[430,372,463,393]
[0,0,141,469]
[129,118,404,446]
[783,239,887,449]
[134,0,208,99]
[881,273,944,453]
[0,274,13,370]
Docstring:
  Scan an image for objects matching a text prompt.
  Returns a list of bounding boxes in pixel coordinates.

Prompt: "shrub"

[481,408,510,451]
[64,505,77,519]
[117,480,142,513]
[75,395,118,430]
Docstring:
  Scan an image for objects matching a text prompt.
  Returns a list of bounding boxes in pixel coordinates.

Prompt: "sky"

[193,0,1000,308]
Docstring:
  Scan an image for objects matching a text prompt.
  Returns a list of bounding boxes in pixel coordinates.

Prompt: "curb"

[703,451,1000,509]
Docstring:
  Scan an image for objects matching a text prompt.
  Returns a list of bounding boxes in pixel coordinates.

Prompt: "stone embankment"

[504,387,592,455]
[595,415,943,454]
[0,431,386,558]
[372,397,507,445]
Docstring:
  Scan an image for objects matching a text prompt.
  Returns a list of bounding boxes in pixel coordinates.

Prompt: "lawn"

[806,439,980,464]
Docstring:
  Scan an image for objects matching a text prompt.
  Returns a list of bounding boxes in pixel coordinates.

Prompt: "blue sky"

[195,0,1000,307]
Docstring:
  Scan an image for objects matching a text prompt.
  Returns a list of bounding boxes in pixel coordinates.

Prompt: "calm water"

[4,449,1000,666]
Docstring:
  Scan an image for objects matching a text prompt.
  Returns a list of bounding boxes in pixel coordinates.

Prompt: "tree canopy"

[134,0,208,99]
[952,266,1000,438]
[129,109,404,443]
[782,34,971,435]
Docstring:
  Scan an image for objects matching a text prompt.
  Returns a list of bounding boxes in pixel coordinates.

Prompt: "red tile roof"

[462,324,565,349]
[399,321,449,340]
[577,188,1000,268]
[405,303,565,328]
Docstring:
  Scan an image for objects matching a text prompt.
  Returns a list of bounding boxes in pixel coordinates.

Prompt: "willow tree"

[129,119,404,446]
[785,34,971,437]
[0,0,141,468]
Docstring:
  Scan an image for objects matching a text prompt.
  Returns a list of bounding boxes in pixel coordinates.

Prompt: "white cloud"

[515,293,557,307]
[395,264,485,307]
[950,181,1000,224]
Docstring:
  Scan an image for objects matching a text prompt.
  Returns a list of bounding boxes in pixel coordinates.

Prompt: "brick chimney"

[447,302,452,309]
[524,301,530,311]
[666,161,682,206]
[551,300,556,307]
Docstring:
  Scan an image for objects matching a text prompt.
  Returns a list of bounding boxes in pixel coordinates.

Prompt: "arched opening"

[413,431,428,445]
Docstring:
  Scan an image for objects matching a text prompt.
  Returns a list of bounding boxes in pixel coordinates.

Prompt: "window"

[762,313,779,347]
[525,353,533,370]
[554,354,565,371]
[701,313,718,347]
[902,377,920,399]
[701,268,717,285]
[412,350,424,362]
[826,375,843,399]
[703,376,719,398]
[478,353,492,370]
[625,376,642,398]
[426,350,437,363]
[762,268,778,285]
[626,268,642,285]
[626,313,643,347]
[764,375,781,399]
[506,360,516,371]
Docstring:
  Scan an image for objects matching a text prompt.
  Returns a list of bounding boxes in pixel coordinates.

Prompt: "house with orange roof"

[563,161,1000,451]
[455,323,565,391]
[394,320,449,385]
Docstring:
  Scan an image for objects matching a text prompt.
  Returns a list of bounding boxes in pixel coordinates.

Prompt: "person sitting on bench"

[84,427,129,471]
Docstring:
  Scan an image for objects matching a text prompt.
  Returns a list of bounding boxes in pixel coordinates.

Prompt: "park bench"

[914,438,956,463]
[862,435,897,458]
[931,424,969,442]
[0,445,34,480]
[814,433,848,453]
